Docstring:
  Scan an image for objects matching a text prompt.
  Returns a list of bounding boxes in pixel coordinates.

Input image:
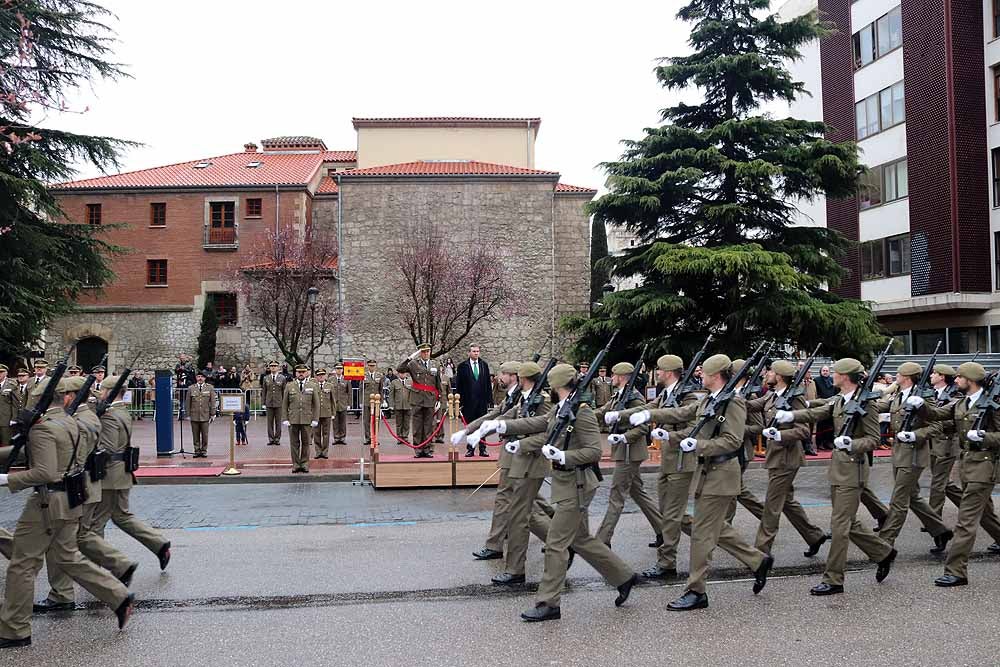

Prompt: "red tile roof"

[337,160,558,177]
[555,183,598,194]
[316,176,338,194]
[353,117,541,129]
[241,255,339,271]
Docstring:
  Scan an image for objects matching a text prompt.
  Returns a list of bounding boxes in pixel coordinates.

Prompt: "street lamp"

[306,286,320,374]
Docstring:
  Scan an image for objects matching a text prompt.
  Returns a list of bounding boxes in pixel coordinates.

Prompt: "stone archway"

[63,323,113,369]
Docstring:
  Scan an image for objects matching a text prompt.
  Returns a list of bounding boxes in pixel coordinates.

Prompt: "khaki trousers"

[725,478,764,523]
[0,516,128,640]
[823,485,893,587]
[684,493,765,594]
[266,407,282,445]
[945,481,1000,579]
[504,476,555,575]
[878,466,949,544]
[484,468,514,552]
[94,488,168,556]
[288,424,312,470]
[190,420,210,455]
[0,527,11,560]
[657,469,695,570]
[333,411,347,442]
[536,491,633,607]
[412,405,435,455]
[313,417,331,457]
[928,454,963,516]
[596,461,663,545]
[47,502,134,603]
[395,409,411,441]
[755,467,826,553]
[860,483,888,524]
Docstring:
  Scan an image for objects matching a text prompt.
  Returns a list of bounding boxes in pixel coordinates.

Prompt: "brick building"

[47,118,596,371]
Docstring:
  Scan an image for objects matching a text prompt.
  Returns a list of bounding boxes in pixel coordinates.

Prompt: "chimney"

[244,142,258,152]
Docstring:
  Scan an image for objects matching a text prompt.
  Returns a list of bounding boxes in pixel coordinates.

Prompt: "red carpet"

[135,466,226,478]
[378,454,451,463]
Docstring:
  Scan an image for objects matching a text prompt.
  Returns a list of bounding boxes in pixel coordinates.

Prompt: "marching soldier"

[331,363,350,445]
[594,361,662,546]
[25,359,50,409]
[283,364,319,473]
[0,377,134,649]
[397,344,443,458]
[774,358,897,595]
[727,358,765,523]
[926,364,965,517]
[874,362,953,551]
[362,359,386,447]
[915,361,1000,586]
[184,370,217,458]
[312,368,334,459]
[261,361,287,446]
[0,364,17,447]
[489,364,638,622]
[751,360,830,555]
[632,354,773,611]
[390,370,413,441]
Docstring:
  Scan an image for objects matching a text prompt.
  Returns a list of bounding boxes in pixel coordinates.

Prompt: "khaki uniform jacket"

[746,391,810,469]
[389,377,412,411]
[741,386,765,462]
[363,372,386,406]
[74,405,103,506]
[283,380,319,424]
[185,383,217,422]
[9,406,82,521]
[873,389,938,469]
[397,359,442,408]
[792,393,880,487]
[466,387,521,470]
[632,386,705,473]
[99,403,134,490]
[924,394,1000,485]
[0,378,19,424]
[331,377,351,412]
[261,374,287,409]
[502,402,602,503]
[593,378,613,408]
[314,381,334,419]
[502,393,553,479]
[930,386,963,458]
[595,390,648,462]
[14,383,29,414]
[88,380,106,405]
[25,376,49,409]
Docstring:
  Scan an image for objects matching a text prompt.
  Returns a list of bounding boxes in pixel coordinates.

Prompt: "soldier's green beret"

[59,376,86,393]
[519,361,542,379]
[897,361,922,377]
[771,360,796,377]
[657,354,684,372]
[315,368,328,375]
[933,363,956,377]
[418,343,431,351]
[958,362,986,382]
[547,363,577,389]
[499,361,520,375]
[702,354,732,376]
[832,358,864,375]
[611,362,634,376]
[33,359,48,368]
[731,359,746,375]
[268,361,280,367]
[294,364,309,372]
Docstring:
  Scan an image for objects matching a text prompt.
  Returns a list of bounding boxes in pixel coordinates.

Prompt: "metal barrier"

[127,386,265,419]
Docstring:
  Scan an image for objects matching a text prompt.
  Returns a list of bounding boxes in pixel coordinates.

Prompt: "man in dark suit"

[455,344,492,457]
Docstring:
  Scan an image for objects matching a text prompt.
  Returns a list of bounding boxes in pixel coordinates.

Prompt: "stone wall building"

[46,118,595,373]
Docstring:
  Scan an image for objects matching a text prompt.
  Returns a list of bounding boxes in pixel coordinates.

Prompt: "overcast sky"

[53,0,702,190]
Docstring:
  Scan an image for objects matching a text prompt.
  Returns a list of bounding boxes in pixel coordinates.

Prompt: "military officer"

[362,359,386,447]
[490,364,638,622]
[593,366,613,411]
[926,364,965,517]
[261,361,287,446]
[916,361,1000,586]
[775,357,897,595]
[0,377,134,649]
[390,370,413,441]
[90,365,107,402]
[283,364,319,473]
[312,368,334,459]
[594,361,662,546]
[184,370,217,458]
[0,364,18,446]
[874,362,953,551]
[25,359,50,409]
[576,361,595,407]
[397,344,443,458]
[331,363,350,444]
[633,354,773,611]
[14,368,30,411]
[67,365,82,377]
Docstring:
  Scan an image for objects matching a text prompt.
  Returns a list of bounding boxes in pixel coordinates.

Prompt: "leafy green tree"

[589,217,610,310]
[567,0,885,365]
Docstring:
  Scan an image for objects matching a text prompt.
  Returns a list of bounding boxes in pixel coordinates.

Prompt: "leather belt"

[698,449,741,465]
[35,482,66,492]
[109,452,127,462]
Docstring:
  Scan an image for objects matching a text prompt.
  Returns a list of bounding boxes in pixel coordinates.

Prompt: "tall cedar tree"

[568,0,885,365]
[0,1,134,357]
[589,217,610,310]
[196,295,218,371]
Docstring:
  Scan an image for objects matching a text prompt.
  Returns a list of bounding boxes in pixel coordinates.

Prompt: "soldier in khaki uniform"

[775,357,896,595]
[283,364,319,473]
[873,362,952,550]
[184,371,217,458]
[594,361,661,546]
[726,359,765,523]
[67,365,82,377]
[0,377,134,649]
[25,359,50,410]
[312,369,334,459]
[918,361,1000,586]
[593,367,613,413]
[397,344,443,458]
[362,359,386,447]
[926,364,965,516]
[390,370,413,441]
[493,364,638,622]
[331,364,350,444]
[261,361,286,446]
[0,364,18,447]
[634,354,773,611]
[13,368,29,415]
[750,360,829,555]
[89,365,107,403]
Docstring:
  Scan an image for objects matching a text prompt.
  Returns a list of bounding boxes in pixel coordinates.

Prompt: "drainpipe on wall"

[550,185,556,358]
[274,184,280,236]
[336,174,344,361]
[526,119,532,169]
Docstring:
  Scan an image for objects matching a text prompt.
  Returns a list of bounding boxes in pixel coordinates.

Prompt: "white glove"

[434,401,441,412]
[505,440,520,454]
[878,413,891,424]
[650,427,668,441]
[774,410,794,424]
[310,420,318,428]
[541,444,566,465]
[480,419,500,435]
[762,427,781,442]
[451,429,467,446]
[210,416,215,423]
[604,411,620,425]
[679,437,697,452]
[467,430,482,447]
[896,431,916,443]
[905,395,925,409]
[608,434,627,445]
[629,410,651,426]
[967,429,985,443]
[0,473,8,486]
[834,435,852,451]
[282,420,290,427]
[408,350,421,360]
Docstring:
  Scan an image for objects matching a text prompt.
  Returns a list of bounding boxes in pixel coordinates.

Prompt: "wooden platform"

[454,456,501,487]
[373,452,454,489]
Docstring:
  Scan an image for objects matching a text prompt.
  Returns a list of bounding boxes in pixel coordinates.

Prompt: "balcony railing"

[204,224,238,249]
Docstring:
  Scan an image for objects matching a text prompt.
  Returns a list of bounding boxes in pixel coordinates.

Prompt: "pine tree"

[589,217,610,310]
[568,0,885,364]
[0,2,134,356]
[197,296,218,371]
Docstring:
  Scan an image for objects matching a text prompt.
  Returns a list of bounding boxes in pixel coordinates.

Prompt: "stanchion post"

[369,393,379,455]
[222,415,240,476]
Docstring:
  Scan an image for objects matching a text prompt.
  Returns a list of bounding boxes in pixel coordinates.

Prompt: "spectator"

[455,344,492,457]
[814,365,836,451]
[128,372,147,420]
[240,364,256,391]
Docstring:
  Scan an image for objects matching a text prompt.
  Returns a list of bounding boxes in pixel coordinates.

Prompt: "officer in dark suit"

[455,344,492,457]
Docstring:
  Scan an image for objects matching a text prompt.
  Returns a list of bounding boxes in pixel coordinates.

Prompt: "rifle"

[610,344,649,462]
[65,353,107,417]
[738,342,772,400]
[684,340,768,471]
[663,333,712,408]
[838,340,894,474]
[899,340,941,466]
[766,343,822,428]
[522,357,557,417]
[971,368,1000,441]
[530,334,552,364]
[3,346,75,474]
[96,350,144,417]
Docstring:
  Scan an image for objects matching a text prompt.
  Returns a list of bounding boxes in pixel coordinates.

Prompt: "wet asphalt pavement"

[1,463,1000,665]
